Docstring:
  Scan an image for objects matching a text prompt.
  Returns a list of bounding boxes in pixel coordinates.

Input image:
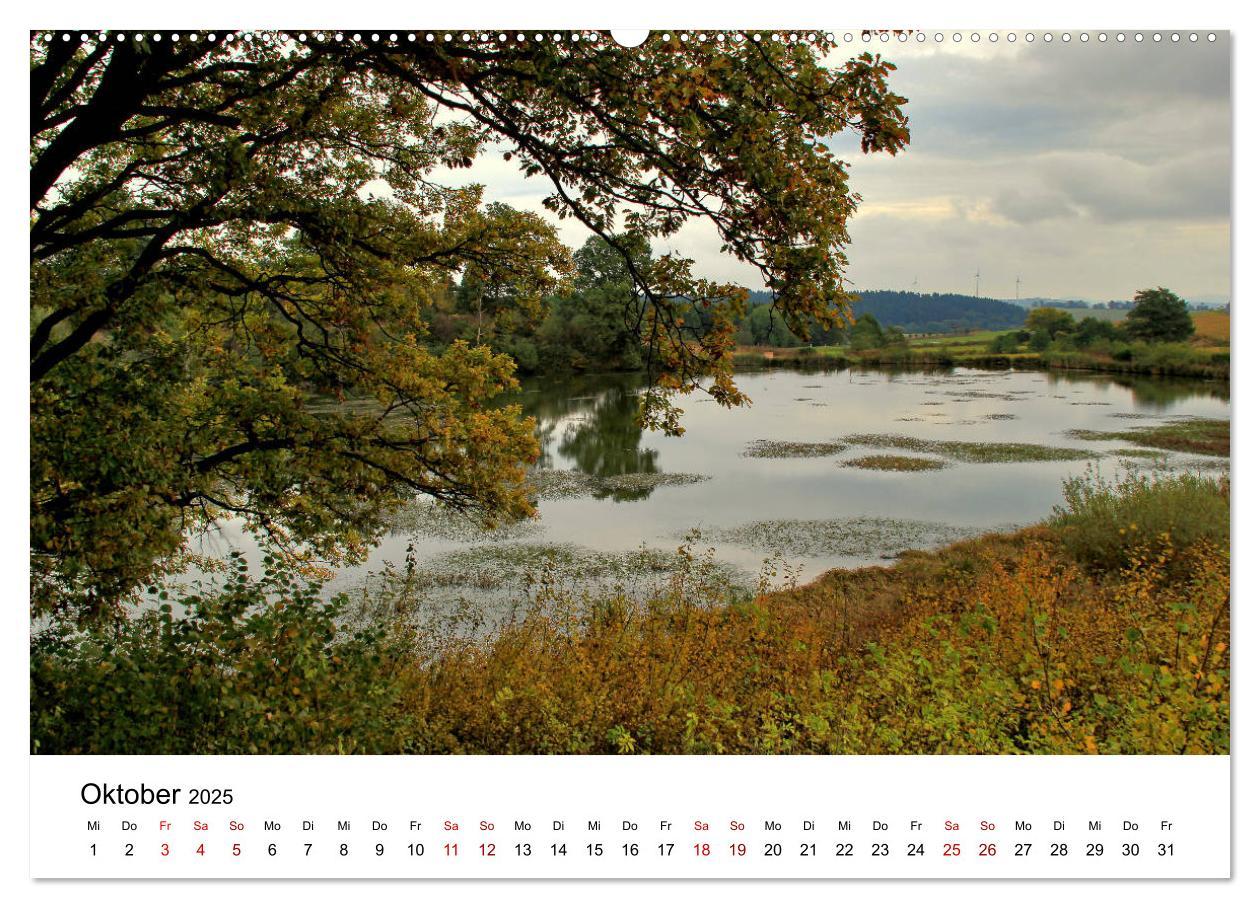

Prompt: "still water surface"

[197,366,1229,599]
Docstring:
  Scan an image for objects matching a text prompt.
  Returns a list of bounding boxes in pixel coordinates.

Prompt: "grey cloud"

[870,38,1231,162]
[991,187,1079,224]
[1039,149,1230,222]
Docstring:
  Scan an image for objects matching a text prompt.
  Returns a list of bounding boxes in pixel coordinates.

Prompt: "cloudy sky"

[444,33,1232,303]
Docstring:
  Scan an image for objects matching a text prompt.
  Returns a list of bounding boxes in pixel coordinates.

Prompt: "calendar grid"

[30,755,1230,879]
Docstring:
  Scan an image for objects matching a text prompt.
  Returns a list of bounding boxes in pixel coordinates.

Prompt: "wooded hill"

[746,289,1028,335]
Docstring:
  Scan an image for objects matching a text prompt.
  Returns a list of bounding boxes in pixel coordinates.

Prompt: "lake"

[193,366,1229,607]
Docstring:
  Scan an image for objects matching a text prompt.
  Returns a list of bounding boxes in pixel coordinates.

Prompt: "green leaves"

[1124,287,1196,343]
[31,555,419,754]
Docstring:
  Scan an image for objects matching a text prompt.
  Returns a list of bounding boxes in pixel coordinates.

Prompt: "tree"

[847,313,886,350]
[454,202,571,345]
[1124,288,1195,343]
[1024,307,1076,339]
[30,32,908,615]
[571,232,651,295]
[987,330,1028,354]
[882,325,908,349]
[736,303,805,347]
[1068,316,1123,349]
[536,235,649,370]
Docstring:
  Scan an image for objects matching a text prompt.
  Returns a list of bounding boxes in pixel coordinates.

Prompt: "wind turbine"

[1015,275,1022,301]
[974,268,980,298]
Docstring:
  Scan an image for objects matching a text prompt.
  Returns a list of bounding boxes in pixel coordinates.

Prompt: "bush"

[987,332,1023,354]
[497,336,540,373]
[1052,468,1229,574]
[31,555,420,754]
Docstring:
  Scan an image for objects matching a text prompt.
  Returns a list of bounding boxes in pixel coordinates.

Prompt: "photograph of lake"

[30,29,1230,756]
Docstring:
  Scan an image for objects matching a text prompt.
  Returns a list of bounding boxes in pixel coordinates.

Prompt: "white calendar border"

[6,0,1254,903]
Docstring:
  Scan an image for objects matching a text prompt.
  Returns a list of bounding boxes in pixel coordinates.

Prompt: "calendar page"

[24,5,1239,895]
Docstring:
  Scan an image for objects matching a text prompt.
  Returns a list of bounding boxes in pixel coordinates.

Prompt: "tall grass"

[1052,467,1229,574]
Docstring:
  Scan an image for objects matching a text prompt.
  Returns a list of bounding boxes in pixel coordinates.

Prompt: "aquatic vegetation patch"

[742,439,848,459]
[424,543,671,581]
[384,500,542,542]
[359,540,751,631]
[598,472,712,495]
[1170,457,1231,474]
[1109,448,1168,460]
[416,542,746,595]
[527,469,604,500]
[1066,418,1229,456]
[983,413,1018,421]
[842,455,950,472]
[842,434,1097,463]
[708,517,980,559]
[1118,455,1229,475]
[527,469,710,500]
[943,390,1024,402]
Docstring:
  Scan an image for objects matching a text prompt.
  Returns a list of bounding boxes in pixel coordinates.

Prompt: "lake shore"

[32,471,1230,755]
[731,345,1230,381]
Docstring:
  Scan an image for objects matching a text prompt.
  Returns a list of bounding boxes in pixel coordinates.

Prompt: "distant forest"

[740,289,1027,344]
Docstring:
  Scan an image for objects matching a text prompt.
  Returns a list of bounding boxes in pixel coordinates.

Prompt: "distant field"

[1064,307,1231,341]
[1193,310,1231,344]
[907,330,1001,348]
[1067,308,1129,323]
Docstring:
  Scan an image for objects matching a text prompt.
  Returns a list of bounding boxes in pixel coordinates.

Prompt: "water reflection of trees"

[1043,371,1229,409]
[513,374,662,497]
